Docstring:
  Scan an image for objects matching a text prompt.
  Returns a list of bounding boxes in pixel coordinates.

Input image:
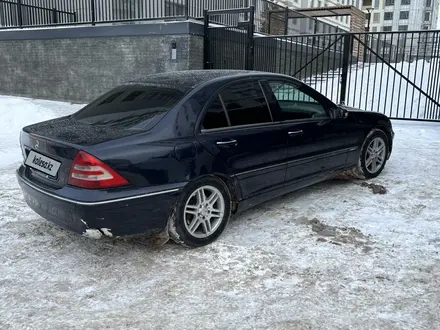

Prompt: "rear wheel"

[168,177,231,247]
[356,129,389,179]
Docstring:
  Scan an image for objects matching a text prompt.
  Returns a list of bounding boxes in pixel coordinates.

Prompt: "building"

[363,0,439,32]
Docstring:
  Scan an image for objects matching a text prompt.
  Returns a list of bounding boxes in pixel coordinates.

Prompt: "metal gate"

[203,7,255,70]
[205,22,440,121]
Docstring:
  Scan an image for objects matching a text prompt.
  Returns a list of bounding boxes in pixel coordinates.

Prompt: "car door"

[262,79,358,183]
[196,79,288,199]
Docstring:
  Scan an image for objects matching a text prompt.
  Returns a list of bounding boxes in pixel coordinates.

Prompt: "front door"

[263,79,356,183]
[196,80,287,199]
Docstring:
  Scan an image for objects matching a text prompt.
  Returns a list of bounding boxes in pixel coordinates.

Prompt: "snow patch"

[0,95,84,168]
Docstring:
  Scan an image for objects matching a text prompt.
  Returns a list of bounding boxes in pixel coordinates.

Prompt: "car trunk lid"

[20,117,140,189]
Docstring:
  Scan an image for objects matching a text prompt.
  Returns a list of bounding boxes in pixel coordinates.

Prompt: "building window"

[384,12,393,20]
[372,26,378,31]
[398,25,408,31]
[424,12,430,21]
[400,11,409,19]
[426,0,432,6]
[401,0,410,5]
[374,0,380,7]
[385,0,394,5]
[373,12,380,23]
[383,26,392,31]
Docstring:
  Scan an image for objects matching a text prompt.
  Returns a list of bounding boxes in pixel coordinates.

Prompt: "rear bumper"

[16,168,183,238]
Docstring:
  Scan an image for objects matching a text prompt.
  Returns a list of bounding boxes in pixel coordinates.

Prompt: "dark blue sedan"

[16,70,394,247]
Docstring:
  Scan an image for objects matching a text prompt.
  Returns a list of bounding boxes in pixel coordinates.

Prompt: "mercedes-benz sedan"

[16,70,394,247]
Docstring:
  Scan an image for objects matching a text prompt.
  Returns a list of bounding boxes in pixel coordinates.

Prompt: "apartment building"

[364,0,439,32]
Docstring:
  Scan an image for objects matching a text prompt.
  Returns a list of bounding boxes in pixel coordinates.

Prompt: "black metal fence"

[205,8,440,121]
[0,0,346,34]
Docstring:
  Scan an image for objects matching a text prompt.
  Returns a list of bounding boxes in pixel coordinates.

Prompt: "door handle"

[288,130,303,137]
[216,139,238,147]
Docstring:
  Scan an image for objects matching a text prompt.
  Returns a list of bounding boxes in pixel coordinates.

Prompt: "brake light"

[68,151,130,189]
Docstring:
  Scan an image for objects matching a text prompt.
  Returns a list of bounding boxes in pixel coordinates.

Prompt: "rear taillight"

[68,151,130,189]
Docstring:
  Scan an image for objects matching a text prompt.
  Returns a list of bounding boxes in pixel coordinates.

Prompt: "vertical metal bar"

[370,33,380,112]
[203,9,210,69]
[339,33,352,104]
[433,34,440,119]
[325,35,330,100]
[364,32,373,111]
[288,35,293,76]
[267,11,271,35]
[353,33,361,107]
[283,36,288,75]
[358,35,367,109]
[330,35,337,102]
[396,34,407,117]
[389,33,401,117]
[416,34,429,119]
[245,6,254,70]
[403,32,415,118]
[409,33,422,119]
[298,36,304,81]
[427,32,440,119]
[382,35,393,117]
[305,35,311,85]
[52,7,57,23]
[17,0,23,27]
[377,35,386,115]
[90,0,95,25]
[184,0,189,19]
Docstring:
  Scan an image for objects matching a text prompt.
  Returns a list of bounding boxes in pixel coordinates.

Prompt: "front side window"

[268,82,327,121]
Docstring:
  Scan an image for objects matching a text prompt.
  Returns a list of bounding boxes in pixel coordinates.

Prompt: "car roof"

[127,70,294,92]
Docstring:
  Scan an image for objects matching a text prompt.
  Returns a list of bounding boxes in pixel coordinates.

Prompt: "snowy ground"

[1,96,440,330]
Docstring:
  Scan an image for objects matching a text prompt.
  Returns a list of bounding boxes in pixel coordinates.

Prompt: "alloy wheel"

[183,185,225,239]
[365,137,387,174]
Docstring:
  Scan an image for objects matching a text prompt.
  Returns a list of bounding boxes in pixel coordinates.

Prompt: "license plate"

[25,150,61,177]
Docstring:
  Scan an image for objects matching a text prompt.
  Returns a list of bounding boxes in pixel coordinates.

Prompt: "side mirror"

[329,107,348,120]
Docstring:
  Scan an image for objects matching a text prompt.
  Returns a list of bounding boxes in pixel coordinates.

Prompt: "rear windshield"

[73,85,184,129]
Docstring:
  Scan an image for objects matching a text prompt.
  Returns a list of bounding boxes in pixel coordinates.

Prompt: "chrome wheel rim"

[184,185,225,239]
[365,137,387,174]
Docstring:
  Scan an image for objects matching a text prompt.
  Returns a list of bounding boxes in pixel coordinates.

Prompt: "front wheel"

[356,129,390,179]
[168,177,231,248]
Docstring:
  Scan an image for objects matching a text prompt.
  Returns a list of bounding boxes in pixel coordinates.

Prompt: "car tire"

[356,128,389,179]
[168,176,232,248]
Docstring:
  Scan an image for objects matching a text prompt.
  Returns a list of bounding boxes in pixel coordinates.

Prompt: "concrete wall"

[0,21,204,103]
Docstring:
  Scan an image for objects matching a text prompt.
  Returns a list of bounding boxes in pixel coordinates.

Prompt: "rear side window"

[203,96,229,130]
[222,81,272,127]
[73,86,184,129]
[202,81,272,130]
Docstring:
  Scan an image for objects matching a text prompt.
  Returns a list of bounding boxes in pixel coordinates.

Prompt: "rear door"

[262,79,355,183]
[196,79,288,199]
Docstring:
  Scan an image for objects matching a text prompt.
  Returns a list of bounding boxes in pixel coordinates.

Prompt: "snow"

[0,95,84,168]
[1,95,440,329]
